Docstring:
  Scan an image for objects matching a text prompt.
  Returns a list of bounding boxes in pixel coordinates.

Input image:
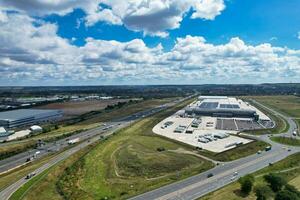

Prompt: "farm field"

[37,99,131,119]
[200,153,300,200]
[20,98,215,200]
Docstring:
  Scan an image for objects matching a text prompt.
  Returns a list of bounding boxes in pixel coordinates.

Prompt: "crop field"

[200,153,300,200]
[37,99,131,119]
[20,98,214,200]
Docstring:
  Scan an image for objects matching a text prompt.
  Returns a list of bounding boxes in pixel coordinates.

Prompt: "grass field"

[296,119,300,132]
[200,152,300,200]
[198,140,269,162]
[20,98,214,200]
[249,95,300,118]
[270,136,300,146]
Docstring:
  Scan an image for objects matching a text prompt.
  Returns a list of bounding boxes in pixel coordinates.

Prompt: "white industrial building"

[185,96,260,119]
[152,96,273,152]
[0,109,63,129]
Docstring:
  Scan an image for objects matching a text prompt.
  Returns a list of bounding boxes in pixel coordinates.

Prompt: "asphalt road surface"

[0,103,174,174]
[0,97,189,200]
[130,101,300,200]
[1,97,299,200]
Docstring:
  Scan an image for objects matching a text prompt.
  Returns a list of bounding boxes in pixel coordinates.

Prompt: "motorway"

[1,97,299,200]
[130,101,300,200]
[0,98,186,200]
[0,103,171,174]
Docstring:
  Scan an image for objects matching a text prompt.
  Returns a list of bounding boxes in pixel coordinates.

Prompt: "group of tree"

[238,173,300,200]
[262,173,300,200]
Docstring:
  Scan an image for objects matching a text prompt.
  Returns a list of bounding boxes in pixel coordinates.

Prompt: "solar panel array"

[219,104,240,109]
[199,102,219,109]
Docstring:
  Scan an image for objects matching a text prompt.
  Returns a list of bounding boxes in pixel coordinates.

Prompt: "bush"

[275,190,300,200]
[285,184,300,197]
[264,173,286,192]
[156,147,166,152]
[239,175,255,195]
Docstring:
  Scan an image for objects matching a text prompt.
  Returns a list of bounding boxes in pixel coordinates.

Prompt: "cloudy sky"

[0,0,300,86]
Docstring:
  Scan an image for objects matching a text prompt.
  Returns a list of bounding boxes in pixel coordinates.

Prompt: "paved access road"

[0,97,189,200]
[130,101,300,200]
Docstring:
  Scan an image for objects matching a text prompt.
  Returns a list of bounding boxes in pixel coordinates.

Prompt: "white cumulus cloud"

[0,0,225,37]
[1,11,300,85]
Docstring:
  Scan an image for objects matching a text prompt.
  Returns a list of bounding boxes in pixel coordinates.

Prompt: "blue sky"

[0,0,300,85]
[44,0,300,49]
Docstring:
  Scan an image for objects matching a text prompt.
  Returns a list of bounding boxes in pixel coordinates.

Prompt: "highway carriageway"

[0,100,177,175]
[0,97,189,200]
[130,101,300,200]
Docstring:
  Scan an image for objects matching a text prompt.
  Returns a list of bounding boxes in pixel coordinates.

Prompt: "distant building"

[185,96,259,120]
[0,109,63,129]
[30,125,43,133]
[0,127,7,136]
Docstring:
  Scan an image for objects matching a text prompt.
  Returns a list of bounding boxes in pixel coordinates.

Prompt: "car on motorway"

[207,173,214,178]
[257,150,262,154]
[234,172,238,176]
[33,151,41,158]
[25,172,36,179]
[293,131,297,136]
[26,157,34,162]
[265,146,272,151]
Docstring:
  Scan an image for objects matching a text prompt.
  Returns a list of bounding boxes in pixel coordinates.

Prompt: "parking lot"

[153,115,252,153]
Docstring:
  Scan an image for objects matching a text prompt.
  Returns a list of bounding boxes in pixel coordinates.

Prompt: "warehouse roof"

[0,109,62,121]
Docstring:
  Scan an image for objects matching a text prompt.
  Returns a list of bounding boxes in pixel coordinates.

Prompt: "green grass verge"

[199,152,300,200]
[0,152,59,191]
[9,167,53,200]
[243,99,289,135]
[270,136,300,146]
[198,140,269,162]
[11,141,100,200]
[53,98,214,200]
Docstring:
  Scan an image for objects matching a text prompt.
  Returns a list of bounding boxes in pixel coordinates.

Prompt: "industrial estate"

[0,109,63,141]
[0,86,299,200]
[154,96,273,152]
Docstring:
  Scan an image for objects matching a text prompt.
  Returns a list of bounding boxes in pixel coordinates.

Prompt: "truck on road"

[25,172,36,179]
[265,146,272,151]
[293,131,297,136]
[68,138,80,145]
